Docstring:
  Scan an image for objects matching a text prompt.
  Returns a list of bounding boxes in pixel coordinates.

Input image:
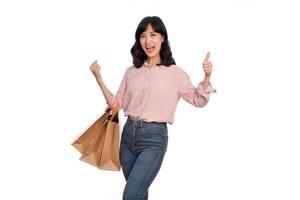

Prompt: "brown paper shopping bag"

[72,105,121,171]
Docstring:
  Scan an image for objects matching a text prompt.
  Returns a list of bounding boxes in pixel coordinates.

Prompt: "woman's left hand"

[203,52,213,76]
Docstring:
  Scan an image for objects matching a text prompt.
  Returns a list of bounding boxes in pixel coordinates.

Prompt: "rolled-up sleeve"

[177,69,216,107]
[107,69,128,109]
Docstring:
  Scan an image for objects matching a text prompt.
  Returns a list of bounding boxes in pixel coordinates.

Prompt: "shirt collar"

[143,61,162,68]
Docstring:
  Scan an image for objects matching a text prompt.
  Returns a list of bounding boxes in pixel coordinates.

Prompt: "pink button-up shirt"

[108,62,216,124]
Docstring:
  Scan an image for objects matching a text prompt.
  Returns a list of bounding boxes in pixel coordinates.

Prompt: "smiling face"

[139,24,164,64]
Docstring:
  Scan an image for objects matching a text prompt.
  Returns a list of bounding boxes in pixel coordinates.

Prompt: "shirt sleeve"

[177,69,216,107]
[107,68,128,110]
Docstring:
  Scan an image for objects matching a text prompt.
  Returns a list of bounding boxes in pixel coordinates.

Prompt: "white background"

[0,0,299,199]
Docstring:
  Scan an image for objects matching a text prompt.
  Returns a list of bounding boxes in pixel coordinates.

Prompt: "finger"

[204,52,211,62]
[204,67,212,71]
[93,62,100,68]
[203,65,212,69]
[203,61,212,66]
[203,66,212,69]
[203,66,212,72]
[203,64,212,69]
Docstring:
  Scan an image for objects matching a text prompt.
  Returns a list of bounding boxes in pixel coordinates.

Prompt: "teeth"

[145,46,154,53]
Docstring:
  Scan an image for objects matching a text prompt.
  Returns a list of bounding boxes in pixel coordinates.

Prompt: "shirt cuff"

[197,82,217,94]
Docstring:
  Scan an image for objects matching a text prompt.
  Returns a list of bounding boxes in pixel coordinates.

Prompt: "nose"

[145,35,151,44]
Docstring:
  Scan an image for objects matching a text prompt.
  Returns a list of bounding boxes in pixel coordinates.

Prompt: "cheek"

[156,40,163,49]
[139,38,145,46]
[156,37,164,45]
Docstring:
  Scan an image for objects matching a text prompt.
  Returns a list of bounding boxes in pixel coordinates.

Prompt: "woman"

[90,16,215,200]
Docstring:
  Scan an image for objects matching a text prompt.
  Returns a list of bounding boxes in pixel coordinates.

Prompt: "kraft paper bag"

[72,106,121,171]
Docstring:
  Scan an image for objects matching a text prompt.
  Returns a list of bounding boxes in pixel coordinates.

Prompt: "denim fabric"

[120,117,168,200]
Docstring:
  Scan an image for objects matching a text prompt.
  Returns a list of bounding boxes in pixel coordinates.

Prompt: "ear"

[161,36,165,43]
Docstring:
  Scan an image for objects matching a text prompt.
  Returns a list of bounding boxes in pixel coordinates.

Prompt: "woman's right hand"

[90,60,102,80]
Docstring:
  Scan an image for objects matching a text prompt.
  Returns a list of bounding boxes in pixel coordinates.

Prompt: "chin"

[147,53,158,58]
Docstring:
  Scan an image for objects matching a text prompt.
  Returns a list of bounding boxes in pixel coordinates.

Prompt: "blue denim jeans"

[120,117,168,200]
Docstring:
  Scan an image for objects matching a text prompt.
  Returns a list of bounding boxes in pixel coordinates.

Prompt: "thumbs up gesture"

[203,52,213,76]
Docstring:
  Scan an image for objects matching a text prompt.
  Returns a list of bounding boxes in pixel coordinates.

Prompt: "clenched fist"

[90,60,102,80]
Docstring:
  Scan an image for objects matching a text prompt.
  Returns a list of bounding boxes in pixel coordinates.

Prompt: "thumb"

[204,52,210,62]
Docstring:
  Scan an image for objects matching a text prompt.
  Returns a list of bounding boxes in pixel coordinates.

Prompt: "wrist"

[204,74,211,79]
[96,76,103,82]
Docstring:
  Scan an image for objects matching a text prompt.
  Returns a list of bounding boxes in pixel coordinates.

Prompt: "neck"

[147,56,161,67]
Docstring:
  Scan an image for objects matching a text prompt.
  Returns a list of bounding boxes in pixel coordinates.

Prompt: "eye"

[150,33,157,37]
[140,34,146,38]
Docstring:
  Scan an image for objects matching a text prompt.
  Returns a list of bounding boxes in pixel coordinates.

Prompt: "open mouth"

[145,46,155,53]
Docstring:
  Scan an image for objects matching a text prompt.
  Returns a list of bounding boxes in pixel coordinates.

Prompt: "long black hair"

[130,16,176,68]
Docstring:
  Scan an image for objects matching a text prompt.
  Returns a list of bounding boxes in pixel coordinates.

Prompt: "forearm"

[96,77,114,105]
[202,74,211,91]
